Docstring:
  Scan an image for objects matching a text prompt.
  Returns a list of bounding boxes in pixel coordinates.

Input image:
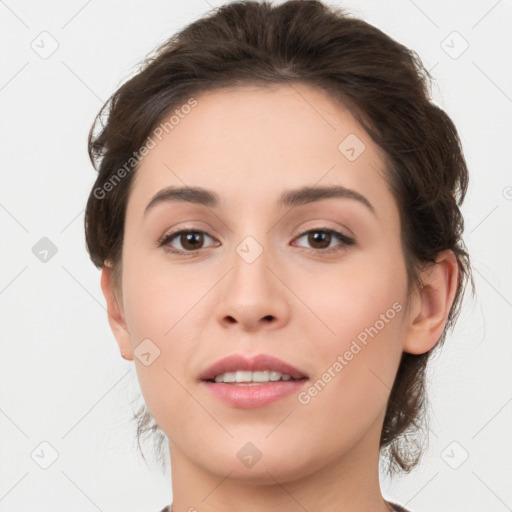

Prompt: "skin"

[100,83,459,512]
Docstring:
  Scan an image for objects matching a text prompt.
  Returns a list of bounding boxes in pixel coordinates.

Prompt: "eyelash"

[157,227,355,257]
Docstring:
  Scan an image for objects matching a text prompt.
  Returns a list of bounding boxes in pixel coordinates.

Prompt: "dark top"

[388,502,411,512]
[159,501,410,511]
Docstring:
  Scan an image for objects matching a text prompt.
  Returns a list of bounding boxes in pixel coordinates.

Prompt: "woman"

[84,1,474,510]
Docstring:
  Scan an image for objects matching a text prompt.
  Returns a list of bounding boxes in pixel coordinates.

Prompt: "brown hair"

[84,0,474,476]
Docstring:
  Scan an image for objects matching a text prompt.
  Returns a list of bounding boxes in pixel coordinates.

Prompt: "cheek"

[121,246,203,342]
[294,248,407,396]
[288,268,406,461]
[299,253,406,340]
[120,252,210,419]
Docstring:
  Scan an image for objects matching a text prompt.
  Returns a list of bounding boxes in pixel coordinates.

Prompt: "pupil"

[183,232,202,250]
[309,231,330,248]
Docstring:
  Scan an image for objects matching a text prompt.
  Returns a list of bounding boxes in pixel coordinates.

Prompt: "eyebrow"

[143,184,376,216]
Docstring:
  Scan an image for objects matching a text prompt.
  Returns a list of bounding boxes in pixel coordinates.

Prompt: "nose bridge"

[215,230,290,330]
[230,232,276,298]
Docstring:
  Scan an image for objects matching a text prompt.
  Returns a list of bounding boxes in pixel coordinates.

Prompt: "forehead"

[126,83,395,224]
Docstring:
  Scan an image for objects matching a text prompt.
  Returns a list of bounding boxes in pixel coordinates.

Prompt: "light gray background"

[1,1,511,511]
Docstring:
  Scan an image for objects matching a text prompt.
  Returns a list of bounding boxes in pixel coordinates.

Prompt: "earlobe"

[402,250,459,355]
[100,265,134,361]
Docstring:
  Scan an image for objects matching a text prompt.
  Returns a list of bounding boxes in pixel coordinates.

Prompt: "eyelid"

[156,220,217,245]
[157,228,218,250]
[292,226,355,251]
[291,218,355,239]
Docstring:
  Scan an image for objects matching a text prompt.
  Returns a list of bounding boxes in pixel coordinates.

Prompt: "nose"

[215,247,291,332]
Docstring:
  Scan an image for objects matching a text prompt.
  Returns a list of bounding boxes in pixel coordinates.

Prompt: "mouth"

[198,353,309,408]
[204,370,307,385]
[198,353,309,382]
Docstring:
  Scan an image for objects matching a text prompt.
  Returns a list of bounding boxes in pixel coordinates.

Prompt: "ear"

[100,265,134,361]
[402,249,460,355]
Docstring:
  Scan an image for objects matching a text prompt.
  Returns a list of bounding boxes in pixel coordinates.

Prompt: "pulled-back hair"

[85,0,474,476]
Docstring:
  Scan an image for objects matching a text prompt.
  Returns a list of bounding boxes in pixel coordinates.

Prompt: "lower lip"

[201,379,308,408]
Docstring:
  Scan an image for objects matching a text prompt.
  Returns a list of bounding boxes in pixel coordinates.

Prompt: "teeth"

[213,370,294,383]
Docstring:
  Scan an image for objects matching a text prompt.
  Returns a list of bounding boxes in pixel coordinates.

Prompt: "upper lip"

[199,353,309,381]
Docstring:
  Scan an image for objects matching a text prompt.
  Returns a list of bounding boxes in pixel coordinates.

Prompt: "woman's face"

[104,83,423,482]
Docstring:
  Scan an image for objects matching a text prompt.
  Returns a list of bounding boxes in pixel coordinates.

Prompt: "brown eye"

[294,228,355,253]
[179,231,205,250]
[158,230,216,253]
[307,231,332,249]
